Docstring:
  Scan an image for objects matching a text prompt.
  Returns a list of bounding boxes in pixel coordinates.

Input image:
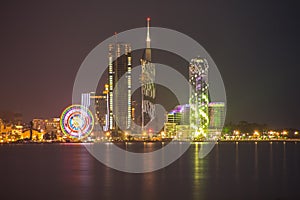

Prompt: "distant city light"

[106,132,110,137]
[282,131,288,135]
[253,131,260,136]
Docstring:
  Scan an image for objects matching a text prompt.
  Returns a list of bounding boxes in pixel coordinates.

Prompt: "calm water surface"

[0,142,299,200]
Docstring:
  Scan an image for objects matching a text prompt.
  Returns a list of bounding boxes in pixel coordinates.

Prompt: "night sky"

[0,0,299,129]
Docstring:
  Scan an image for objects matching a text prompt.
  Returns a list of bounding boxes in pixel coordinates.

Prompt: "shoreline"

[0,139,299,145]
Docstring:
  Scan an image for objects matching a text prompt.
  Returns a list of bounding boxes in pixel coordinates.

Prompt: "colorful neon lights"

[60,105,94,139]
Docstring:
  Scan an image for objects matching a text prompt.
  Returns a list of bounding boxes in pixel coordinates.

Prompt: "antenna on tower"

[114,32,118,44]
[145,17,152,61]
[146,17,151,49]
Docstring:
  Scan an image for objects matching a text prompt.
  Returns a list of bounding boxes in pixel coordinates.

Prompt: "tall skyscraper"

[189,57,209,138]
[108,41,132,133]
[141,17,155,131]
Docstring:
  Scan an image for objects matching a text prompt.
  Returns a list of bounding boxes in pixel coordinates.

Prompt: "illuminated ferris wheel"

[60,105,94,139]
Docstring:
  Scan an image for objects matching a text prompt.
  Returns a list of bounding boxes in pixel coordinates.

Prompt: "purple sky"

[0,0,299,129]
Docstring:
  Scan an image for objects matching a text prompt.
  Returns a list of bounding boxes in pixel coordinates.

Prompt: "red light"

[147,17,151,21]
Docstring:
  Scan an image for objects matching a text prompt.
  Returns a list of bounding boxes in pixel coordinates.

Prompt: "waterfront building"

[32,118,61,139]
[167,112,182,125]
[164,122,176,138]
[81,88,109,132]
[22,129,42,140]
[108,41,132,133]
[166,104,190,125]
[189,57,209,139]
[207,102,225,139]
[208,102,225,130]
[164,104,190,138]
[91,87,109,132]
[44,118,60,133]
[32,119,46,131]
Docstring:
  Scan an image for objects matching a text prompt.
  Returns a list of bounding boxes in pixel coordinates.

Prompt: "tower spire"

[146,17,151,49]
[145,17,151,61]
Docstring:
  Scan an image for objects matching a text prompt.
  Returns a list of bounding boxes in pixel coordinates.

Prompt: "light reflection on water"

[0,142,299,200]
[235,142,239,183]
[269,142,273,177]
[193,142,205,200]
[254,141,258,180]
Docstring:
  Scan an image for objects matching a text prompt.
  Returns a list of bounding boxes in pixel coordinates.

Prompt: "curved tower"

[189,57,209,139]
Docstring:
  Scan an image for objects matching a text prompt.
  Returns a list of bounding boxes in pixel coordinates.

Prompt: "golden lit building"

[22,129,43,140]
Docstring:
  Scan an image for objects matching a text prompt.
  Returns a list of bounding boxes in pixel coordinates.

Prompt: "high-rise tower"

[108,41,132,133]
[189,57,209,139]
[141,17,155,132]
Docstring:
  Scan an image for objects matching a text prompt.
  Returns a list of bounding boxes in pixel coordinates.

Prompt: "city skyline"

[0,1,299,129]
[2,16,298,142]
[0,2,299,200]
